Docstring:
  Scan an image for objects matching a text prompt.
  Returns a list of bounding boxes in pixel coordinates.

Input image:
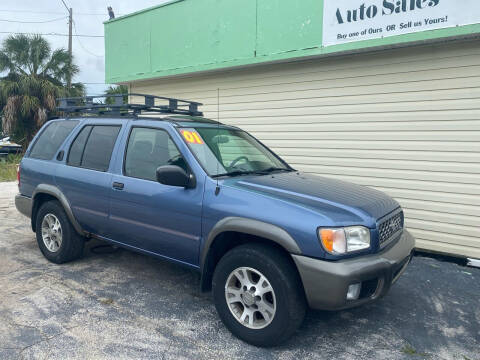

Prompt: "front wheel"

[212,243,306,347]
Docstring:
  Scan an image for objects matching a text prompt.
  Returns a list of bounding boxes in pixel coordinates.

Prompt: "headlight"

[319,226,370,254]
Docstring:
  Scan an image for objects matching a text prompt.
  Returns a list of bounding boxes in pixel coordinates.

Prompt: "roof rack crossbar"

[56,93,203,117]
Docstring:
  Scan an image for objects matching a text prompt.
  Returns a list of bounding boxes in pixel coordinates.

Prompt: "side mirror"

[156,165,195,188]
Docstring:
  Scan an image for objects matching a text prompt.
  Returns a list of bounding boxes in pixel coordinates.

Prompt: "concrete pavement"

[0,181,479,360]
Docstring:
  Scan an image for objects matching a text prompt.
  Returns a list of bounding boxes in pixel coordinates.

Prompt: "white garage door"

[130,40,480,259]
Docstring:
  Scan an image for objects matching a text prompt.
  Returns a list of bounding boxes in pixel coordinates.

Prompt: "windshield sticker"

[181,130,204,145]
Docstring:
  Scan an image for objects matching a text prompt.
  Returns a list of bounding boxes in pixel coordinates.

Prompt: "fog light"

[347,283,361,300]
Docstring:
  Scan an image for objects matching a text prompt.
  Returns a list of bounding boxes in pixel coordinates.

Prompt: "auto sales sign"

[323,0,480,46]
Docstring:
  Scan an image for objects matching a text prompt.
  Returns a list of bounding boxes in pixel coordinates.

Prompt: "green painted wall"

[104,0,480,84]
[256,0,323,56]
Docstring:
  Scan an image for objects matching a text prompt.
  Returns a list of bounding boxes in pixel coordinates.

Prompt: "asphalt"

[0,181,479,360]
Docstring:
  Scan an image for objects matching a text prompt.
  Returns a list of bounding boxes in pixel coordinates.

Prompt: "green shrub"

[0,153,23,182]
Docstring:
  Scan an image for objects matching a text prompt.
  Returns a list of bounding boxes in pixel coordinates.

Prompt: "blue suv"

[15,94,414,346]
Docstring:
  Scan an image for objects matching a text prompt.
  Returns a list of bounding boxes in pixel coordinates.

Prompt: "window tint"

[67,126,92,167]
[67,125,120,172]
[29,120,78,160]
[82,126,121,171]
[125,127,187,181]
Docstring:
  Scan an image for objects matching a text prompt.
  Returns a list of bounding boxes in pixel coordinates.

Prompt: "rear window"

[67,125,121,172]
[29,120,79,160]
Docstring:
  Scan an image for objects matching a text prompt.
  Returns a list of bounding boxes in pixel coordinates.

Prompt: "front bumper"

[292,230,415,310]
[15,194,32,218]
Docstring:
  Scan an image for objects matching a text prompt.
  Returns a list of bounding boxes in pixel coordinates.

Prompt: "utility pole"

[61,0,72,90]
[67,7,72,90]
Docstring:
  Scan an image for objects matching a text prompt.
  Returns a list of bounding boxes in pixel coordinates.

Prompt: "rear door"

[55,122,124,236]
[107,125,204,266]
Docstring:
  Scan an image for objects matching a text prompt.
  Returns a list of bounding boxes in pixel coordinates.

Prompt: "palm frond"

[3,34,31,74]
[20,95,40,118]
[29,34,51,75]
[105,85,128,104]
[2,95,21,135]
[41,48,79,83]
[0,51,13,73]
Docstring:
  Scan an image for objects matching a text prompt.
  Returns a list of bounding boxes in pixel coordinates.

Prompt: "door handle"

[112,182,124,190]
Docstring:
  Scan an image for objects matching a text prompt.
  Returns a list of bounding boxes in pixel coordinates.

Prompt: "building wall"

[104,0,480,83]
[130,40,480,259]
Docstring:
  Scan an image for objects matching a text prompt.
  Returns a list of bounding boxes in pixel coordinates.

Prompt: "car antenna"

[215,88,221,196]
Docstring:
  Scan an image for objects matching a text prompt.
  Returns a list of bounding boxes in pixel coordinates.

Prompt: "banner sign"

[323,0,480,46]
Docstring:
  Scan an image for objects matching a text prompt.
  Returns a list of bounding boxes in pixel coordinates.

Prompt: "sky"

[0,0,169,94]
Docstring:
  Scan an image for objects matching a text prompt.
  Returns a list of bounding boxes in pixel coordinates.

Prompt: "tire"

[35,200,84,264]
[212,243,306,347]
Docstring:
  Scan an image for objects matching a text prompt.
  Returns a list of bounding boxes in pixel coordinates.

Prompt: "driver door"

[107,126,203,266]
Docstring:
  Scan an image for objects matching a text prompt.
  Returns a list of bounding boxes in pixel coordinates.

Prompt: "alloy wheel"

[225,267,276,329]
[41,213,63,253]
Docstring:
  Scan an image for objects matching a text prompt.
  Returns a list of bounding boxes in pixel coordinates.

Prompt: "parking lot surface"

[0,181,479,360]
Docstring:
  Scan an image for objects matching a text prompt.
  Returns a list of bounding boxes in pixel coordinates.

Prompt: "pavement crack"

[161,339,173,360]
[17,324,83,358]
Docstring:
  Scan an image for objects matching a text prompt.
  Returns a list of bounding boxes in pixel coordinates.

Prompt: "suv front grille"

[378,211,404,246]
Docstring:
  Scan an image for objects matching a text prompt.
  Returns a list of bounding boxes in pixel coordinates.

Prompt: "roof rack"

[57,93,203,117]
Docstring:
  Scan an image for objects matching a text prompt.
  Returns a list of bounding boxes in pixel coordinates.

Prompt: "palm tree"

[0,34,78,87]
[1,76,58,146]
[0,34,83,146]
[68,82,86,98]
[105,84,128,104]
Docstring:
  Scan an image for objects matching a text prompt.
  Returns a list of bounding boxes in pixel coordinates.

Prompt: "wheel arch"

[200,217,302,292]
[31,184,84,235]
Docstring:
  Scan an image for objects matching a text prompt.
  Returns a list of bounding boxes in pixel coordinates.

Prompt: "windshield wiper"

[211,170,257,178]
[212,167,293,178]
[253,167,293,175]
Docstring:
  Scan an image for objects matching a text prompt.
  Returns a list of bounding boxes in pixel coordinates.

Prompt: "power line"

[0,31,103,38]
[0,9,120,16]
[72,20,103,58]
[60,0,70,12]
[0,16,67,24]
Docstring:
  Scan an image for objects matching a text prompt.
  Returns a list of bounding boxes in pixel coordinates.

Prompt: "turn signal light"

[320,229,333,252]
[319,228,347,253]
[318,226,370,254]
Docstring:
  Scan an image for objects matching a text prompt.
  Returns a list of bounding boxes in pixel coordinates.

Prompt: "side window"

[124,127,188,181]
[29,120,79,160]
[82,126,121,171]
[67,125,121,172]
[67,126,92,167]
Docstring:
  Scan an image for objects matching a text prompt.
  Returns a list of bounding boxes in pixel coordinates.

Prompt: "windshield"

[178,127,292,177]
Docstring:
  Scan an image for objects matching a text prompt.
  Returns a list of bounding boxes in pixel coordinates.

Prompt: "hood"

[228,172,400,224]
